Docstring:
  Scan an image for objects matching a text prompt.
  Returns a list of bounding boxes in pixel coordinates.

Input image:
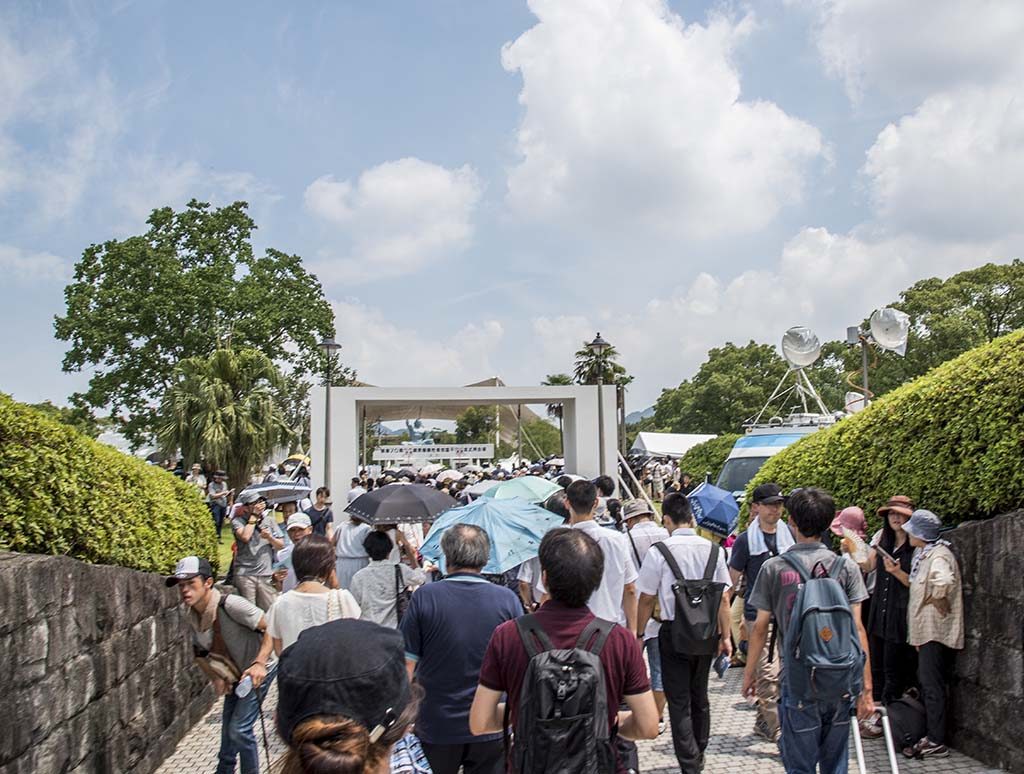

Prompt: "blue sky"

[3,0,1023,413]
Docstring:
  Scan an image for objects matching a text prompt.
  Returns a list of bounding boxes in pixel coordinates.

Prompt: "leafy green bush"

[678,434,741,482]
[0,394,217,573]
[743,330,1024,532]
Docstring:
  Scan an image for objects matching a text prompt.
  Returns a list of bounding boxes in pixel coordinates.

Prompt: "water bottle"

[235,675,253,698]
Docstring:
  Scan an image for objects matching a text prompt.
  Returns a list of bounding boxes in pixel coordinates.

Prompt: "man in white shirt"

[541,479,638,632]
[623,499,670,723]
[637,492,732,774]
[347,477,367,504]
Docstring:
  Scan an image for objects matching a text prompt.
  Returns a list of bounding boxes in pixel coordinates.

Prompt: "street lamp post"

[318,337,342,492]
[587,332,612,478]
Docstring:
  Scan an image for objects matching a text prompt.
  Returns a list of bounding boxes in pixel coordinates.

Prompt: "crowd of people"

[166,459,966,774]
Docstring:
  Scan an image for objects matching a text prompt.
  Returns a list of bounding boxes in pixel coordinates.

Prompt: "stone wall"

[0,552,213,774]
[950,509,1024,773]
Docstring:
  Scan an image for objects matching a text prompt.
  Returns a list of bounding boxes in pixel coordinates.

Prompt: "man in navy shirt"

[401,523,521,774]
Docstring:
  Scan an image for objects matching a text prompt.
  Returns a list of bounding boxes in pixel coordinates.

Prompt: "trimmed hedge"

[743,329,1024,532]
[678,434,741,482]
[0,394,217,573]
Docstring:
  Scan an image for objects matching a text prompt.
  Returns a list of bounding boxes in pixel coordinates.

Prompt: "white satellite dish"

[844,391,867,413]
[781,326,822,368]
[869,308,910,356]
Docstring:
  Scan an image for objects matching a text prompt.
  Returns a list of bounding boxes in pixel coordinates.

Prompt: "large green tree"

[55,200,344,447]
[654,342,790,434]
[455,406,498,444]
[158,347,291,491]
[520,419,562,457]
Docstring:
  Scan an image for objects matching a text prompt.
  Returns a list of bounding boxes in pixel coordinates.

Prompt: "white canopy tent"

[630,432,716,458]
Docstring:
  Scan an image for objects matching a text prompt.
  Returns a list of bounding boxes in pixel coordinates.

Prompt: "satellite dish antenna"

[844,391,867,413]
[869,308,910,356]
[781,326,822,369]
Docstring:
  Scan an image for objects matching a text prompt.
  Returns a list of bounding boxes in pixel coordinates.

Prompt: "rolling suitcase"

[851,706,900,774]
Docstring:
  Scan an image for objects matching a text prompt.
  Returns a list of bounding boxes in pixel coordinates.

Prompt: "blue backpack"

[781,552,864,704]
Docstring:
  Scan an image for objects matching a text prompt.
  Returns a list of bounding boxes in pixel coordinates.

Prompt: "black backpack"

[509,615,617,774]
[654,542,726,655]
[887,692,928,750]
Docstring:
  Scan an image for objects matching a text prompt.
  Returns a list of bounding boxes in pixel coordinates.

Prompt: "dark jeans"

[419,739,504,774]
[778,689,853,774]
[209,502,227,538]
[918,641,953,744]
[870,634,918,704]
[216,665,276,774]
[658,626,712,774]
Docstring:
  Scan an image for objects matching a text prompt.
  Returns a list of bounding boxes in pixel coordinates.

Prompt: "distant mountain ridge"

[625,406,655,425]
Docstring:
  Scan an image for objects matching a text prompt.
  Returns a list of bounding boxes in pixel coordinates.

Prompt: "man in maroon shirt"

[469,528,659,772]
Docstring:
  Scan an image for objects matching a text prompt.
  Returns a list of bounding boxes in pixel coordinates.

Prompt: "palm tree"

[572,342,634,387]
[541,373,573,449]
[158,347,292,493]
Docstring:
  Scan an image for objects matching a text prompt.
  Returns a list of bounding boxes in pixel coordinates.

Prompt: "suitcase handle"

[851,706,901,774]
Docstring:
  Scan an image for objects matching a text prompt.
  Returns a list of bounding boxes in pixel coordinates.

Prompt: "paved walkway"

[157,668,1000,773]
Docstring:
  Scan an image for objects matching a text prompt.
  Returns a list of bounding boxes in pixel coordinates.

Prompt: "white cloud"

[333,298,503,385]
[305,158,483,284]
[0,244,69,282]
[110,156,279,231]
[501,0,825,239]
[863,85,1024,240]
[532,226,1022,410]
[794,0,1024,103]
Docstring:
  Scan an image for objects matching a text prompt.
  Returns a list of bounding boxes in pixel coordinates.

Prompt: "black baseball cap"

[165,556,213,586]
[276,619,411,744]
[752,483,785,504]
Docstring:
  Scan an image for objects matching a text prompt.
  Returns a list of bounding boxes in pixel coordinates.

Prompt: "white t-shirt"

[266,589,361,651]
[517,557,544,604]
[627,520,670,640]
[636,528,732,622]
[538,519,639,625]
[347,486,366,503]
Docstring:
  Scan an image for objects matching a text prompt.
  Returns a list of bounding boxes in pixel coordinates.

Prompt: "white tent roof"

[630,432,716,458]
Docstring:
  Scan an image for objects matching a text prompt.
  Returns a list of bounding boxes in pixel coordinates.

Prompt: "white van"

[715,414,833,500]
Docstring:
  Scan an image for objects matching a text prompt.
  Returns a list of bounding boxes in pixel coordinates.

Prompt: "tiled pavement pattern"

[157,668,1002,773]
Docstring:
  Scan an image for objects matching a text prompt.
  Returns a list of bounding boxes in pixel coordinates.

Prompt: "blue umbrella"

[420,497,565,574]
[687,481,740,537]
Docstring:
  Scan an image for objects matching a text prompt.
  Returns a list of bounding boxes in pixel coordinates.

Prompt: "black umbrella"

[345,483,457,526]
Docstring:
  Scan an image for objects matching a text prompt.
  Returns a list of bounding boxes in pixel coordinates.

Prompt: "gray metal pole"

[323,361,332,491]
[597,372,606,477]
[861,338,870,407]
[517,404,523,463]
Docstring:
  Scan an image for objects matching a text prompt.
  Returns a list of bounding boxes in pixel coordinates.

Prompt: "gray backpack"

[509,615,617,773]
[781,553,865,703]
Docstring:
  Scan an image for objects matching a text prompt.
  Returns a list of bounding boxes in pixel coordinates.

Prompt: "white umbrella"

[436,469,465,483]
[545,458,565,467]
[460,464,484,474]
[419,462,445,476]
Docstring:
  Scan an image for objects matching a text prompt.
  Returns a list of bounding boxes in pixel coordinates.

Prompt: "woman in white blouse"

[267,534,361,654]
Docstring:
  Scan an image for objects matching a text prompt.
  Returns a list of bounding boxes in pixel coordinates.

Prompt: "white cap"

[287,513,312,531]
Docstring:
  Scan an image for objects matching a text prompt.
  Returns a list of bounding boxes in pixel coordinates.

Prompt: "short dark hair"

[316,486,330,497]
[662,492,693,526]
[565,480,597,515]
[593,475,615,497]
[292,534,336,582]
[538,528,604,607]
[543,491,570,522]
[441,524,490,570]
[363,530,393,561]
[786,487,835,539]
[555,474,573,488]
[351,477,361,486]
